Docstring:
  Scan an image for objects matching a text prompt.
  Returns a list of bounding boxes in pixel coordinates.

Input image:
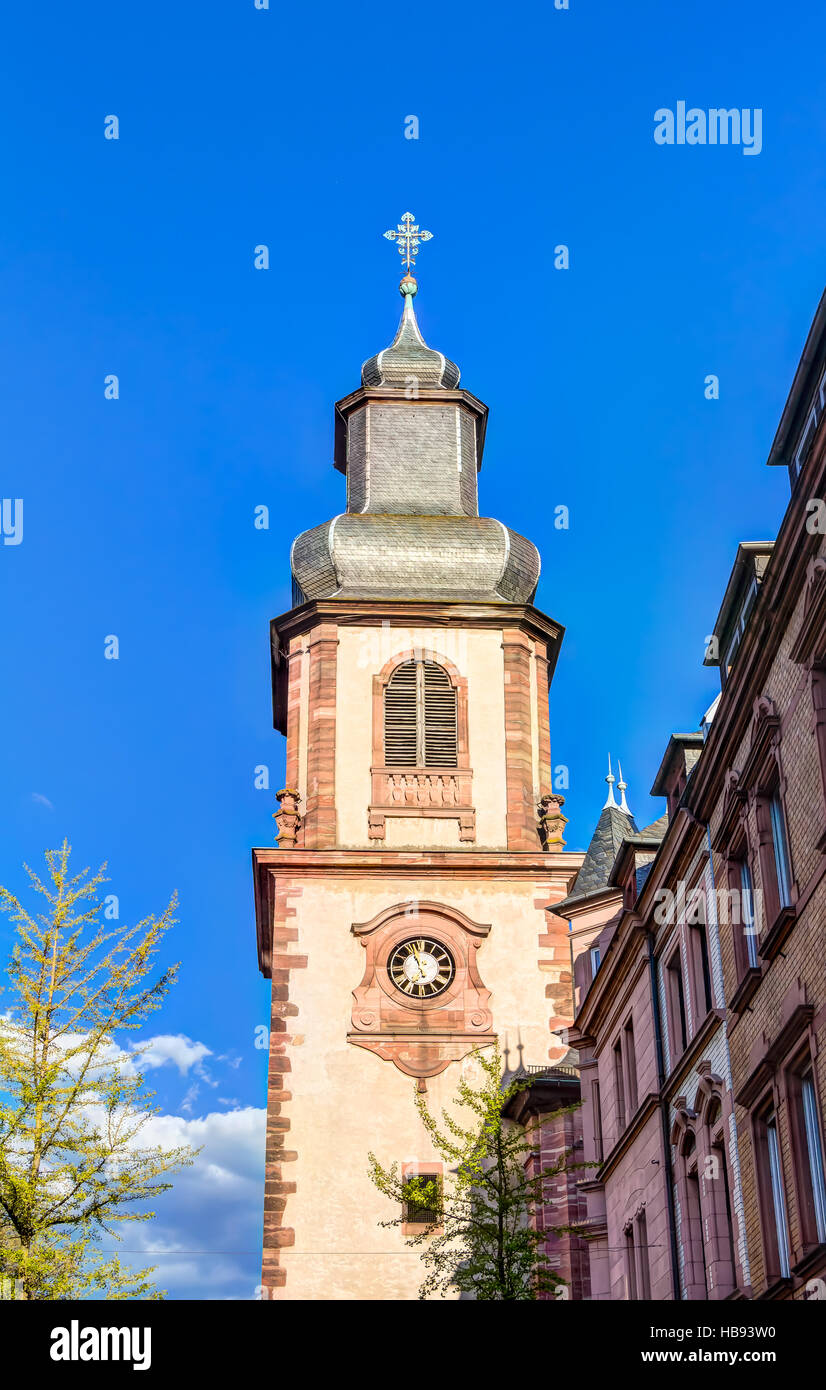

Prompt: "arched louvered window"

[384,659,458,768]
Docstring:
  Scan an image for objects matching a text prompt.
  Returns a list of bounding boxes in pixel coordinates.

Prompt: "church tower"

[252,215,584,1300]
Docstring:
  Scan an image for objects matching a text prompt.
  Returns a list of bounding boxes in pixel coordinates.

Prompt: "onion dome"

[288,264,541,607]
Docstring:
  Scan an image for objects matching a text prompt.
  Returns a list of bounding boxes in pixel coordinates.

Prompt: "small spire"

[362,229,460,390]
[617,759,632,816]
[603,754,617,809]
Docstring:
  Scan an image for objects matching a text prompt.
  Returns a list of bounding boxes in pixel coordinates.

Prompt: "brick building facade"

[563,287,826,1301]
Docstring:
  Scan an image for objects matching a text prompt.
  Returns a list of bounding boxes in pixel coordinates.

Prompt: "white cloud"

[181,1082,200,1115]
[116,1106,267,1299]
[136,1034,213,1076]
[0,1017,265,1299]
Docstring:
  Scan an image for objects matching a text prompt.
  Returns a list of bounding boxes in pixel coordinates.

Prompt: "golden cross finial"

[383,211,433,274]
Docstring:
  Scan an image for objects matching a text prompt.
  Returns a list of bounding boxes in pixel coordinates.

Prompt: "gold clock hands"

[400,945,426,986]
[410,944,427,977]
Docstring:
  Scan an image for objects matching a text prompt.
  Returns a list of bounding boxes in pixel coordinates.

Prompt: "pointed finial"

[383,211,433,276]
[617,759,632,816]
[603,754,617,809]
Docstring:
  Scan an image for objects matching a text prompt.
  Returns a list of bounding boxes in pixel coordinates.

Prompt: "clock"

[388,937,455,999]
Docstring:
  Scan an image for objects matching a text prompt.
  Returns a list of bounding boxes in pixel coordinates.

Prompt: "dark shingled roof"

[361,290,460,390]
[555,804,638,913]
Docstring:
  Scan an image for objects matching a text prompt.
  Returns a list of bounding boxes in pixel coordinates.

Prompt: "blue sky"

[1,1,824,1298]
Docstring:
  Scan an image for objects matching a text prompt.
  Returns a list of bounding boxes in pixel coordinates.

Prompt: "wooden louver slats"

[384,659,458,768]
[384,661,419,767]
[423,662,458,767]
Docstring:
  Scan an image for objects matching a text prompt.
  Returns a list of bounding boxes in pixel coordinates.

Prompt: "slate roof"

[605,812,671,891]
[290,513,541,604]
[362,289,460,389]
[555,804,638,912]
[288,283,547,606]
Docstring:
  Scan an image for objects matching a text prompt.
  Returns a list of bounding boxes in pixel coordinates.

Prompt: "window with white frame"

[760,1107,791,1280]
[788,1055,826,1251]
[790,365,826,483]
[801,1069,826,1245]
[769,793,792,909]
[740,858,759,968]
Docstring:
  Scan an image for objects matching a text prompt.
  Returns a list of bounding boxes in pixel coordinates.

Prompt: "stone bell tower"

[252,214,584,1300]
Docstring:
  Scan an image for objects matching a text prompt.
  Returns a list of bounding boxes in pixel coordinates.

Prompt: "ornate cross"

[383,211,433,273]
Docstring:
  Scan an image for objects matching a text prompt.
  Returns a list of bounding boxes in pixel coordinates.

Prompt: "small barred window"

[402,1173,441,1225]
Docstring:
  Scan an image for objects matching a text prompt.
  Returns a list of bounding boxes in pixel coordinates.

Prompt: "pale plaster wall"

[334,625,508,850]
[277,871,573,1301]
[384,817,461,849]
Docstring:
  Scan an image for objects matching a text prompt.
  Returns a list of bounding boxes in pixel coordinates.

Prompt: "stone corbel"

[537,793,568,849]
[273,788,302,847]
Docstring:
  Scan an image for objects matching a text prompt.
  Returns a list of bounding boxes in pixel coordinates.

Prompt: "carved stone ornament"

[537,793,567,849]
[273,788,301,846]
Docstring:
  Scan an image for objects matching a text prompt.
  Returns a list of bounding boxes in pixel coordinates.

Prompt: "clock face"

[388,937,455,999]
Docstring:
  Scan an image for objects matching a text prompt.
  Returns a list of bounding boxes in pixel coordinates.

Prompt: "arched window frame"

[373,649,470,772]
[368,650,474,844]
[671,1070,740,1300]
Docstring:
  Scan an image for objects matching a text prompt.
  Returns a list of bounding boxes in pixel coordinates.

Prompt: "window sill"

[728,966,763,1015]
[756,1274,793,1300]
[758,905,797,962]
[401,1222,443,1238]
[690,1006,716,1040]
[792,1241,826,1280]
[369,766,475,842]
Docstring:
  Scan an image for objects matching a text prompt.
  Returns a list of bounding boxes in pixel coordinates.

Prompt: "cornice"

[662,1009,727,1102]
[253,846,584,976]
[596,1091,661,1183]
[574,918,649,1040]
[269,599,566,733]
[252,847,581,875]
[335,383,488,417]
[271,597,563,650]
[608,808,705,937]
[565,885,624,930]
[766,288,826,468]
[689,425,826,822]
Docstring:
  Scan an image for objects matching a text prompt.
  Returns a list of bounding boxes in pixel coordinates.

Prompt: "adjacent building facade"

[567,287,826,1302]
